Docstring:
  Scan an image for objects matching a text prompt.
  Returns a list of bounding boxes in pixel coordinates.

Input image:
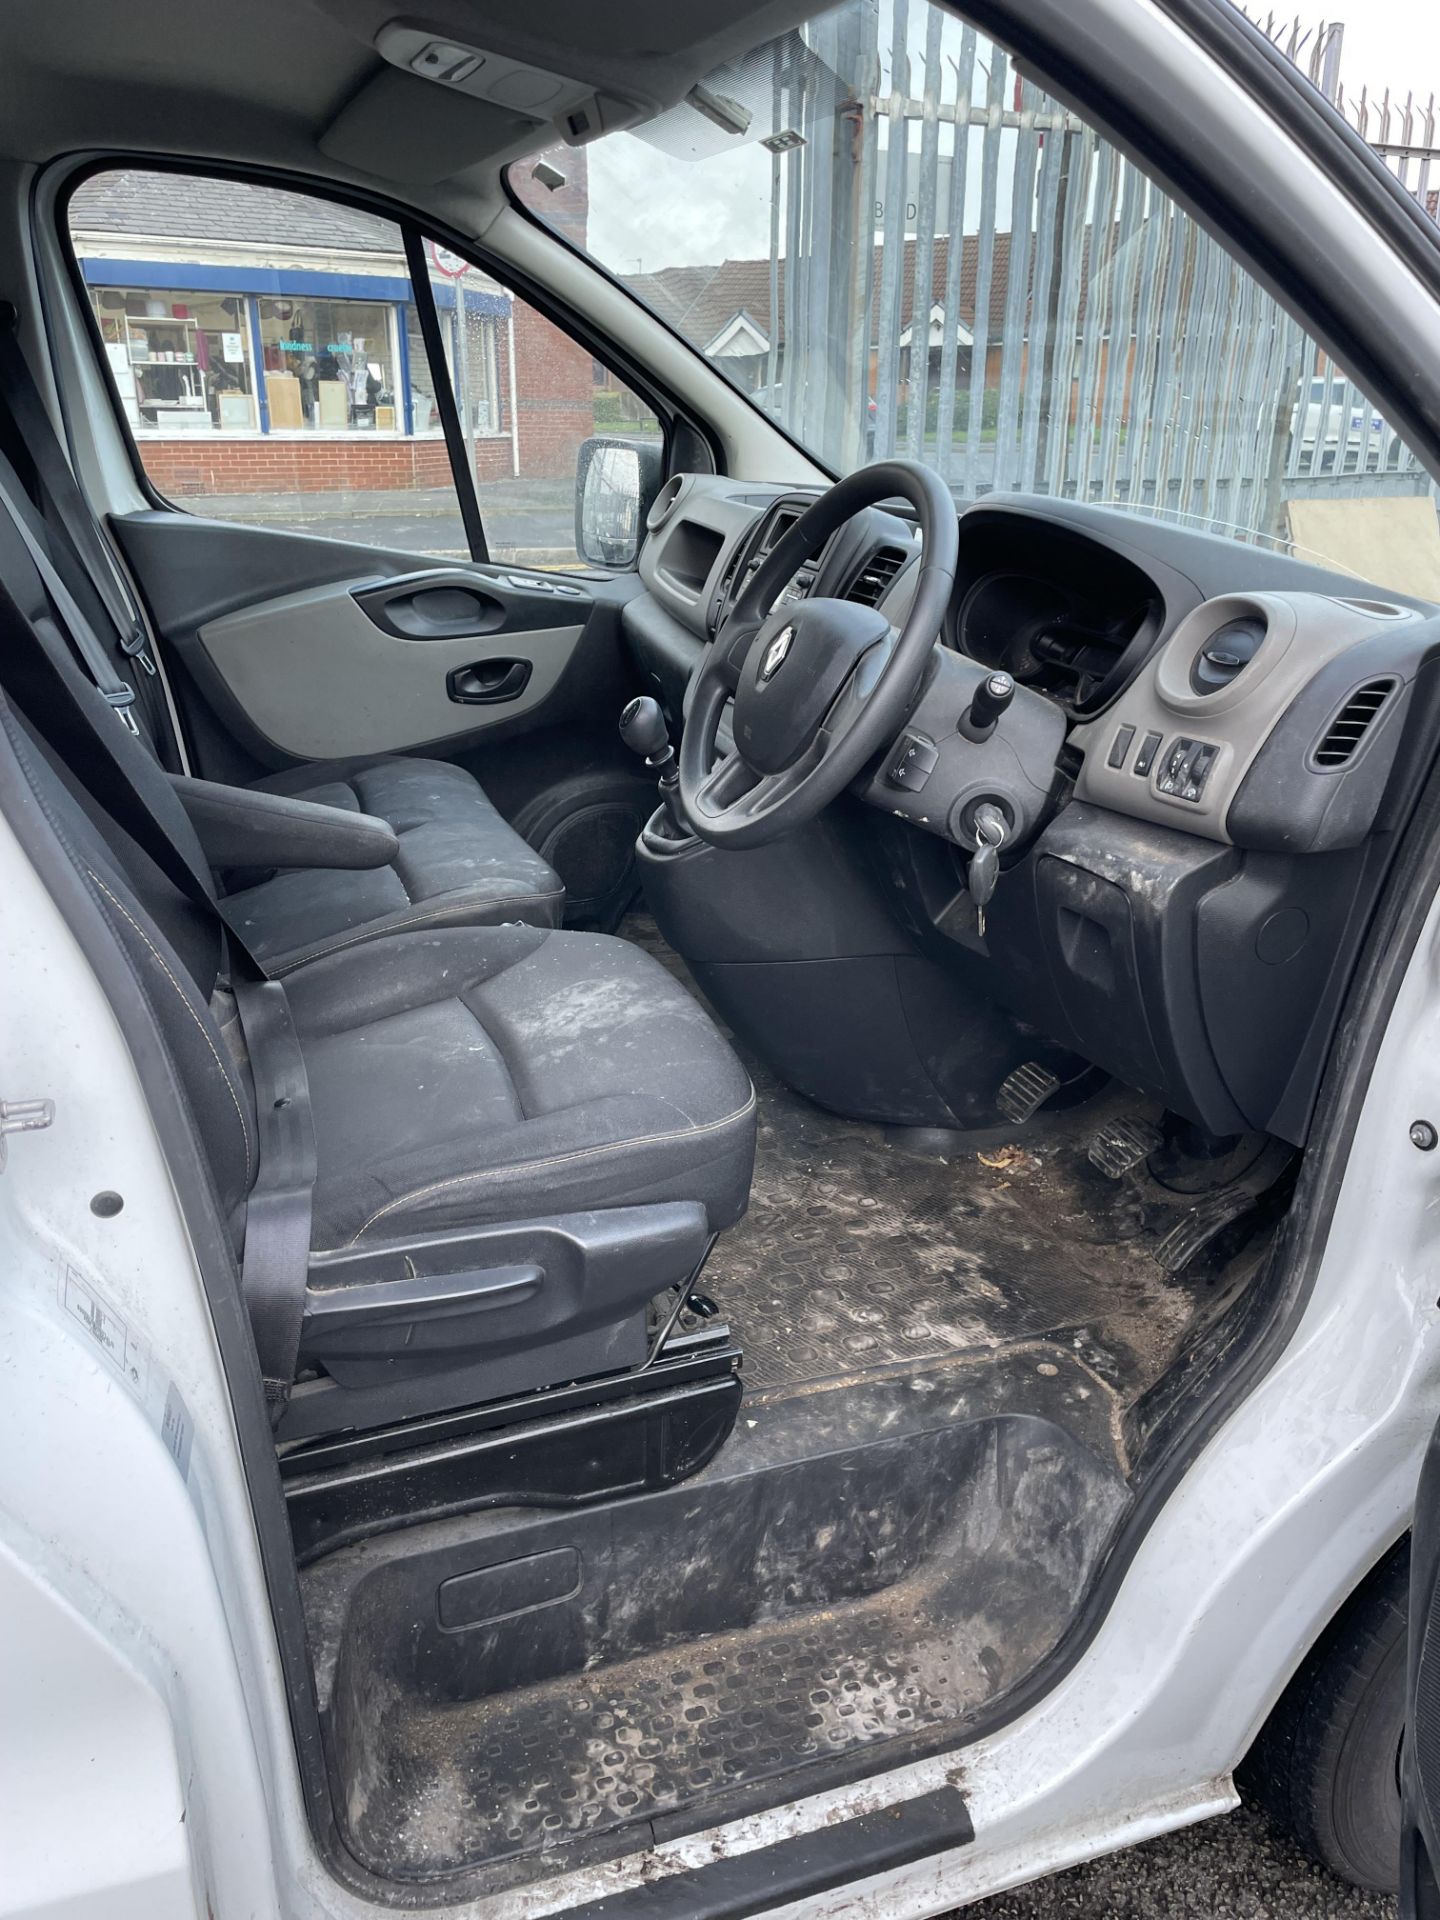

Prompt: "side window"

[412,241,661,568]
[66,167,658,569]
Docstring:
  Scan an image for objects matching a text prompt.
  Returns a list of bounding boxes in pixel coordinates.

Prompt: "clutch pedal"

[996,1062,1061,1125]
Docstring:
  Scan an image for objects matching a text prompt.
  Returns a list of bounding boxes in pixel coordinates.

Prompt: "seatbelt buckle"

[103,683,141,735]
[119,622,157,675]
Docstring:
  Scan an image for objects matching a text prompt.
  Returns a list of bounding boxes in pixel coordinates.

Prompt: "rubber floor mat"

[377,1572,1014,1870]
[309,921,1273,1893]
[624,916,1224,1400]
[706,1066,1217,1395]
[326,1371,1127,1879]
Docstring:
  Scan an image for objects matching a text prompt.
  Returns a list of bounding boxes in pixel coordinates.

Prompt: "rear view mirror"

[575,436,663,567]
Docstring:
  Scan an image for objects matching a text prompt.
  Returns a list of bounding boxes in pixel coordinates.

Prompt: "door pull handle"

[446,659,532,705]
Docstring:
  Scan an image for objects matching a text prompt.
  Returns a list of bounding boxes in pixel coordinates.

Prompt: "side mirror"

[575,435,664,568]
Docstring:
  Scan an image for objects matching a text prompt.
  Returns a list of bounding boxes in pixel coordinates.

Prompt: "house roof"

[69,168,402,258]
[622,232,1032,353]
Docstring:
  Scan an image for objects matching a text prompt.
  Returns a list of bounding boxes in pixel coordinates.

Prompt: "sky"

[1332,0,1440,102]
[579,0,1440,277]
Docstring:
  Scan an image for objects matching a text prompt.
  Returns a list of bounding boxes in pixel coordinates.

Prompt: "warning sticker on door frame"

[62,1264,150,1397]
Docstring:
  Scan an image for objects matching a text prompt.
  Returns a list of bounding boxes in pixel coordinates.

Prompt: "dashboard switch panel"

[1073,590,1422,844]
[1133,729,1162,776]
[1107,723,1136,769]
[1156,736,1218,802]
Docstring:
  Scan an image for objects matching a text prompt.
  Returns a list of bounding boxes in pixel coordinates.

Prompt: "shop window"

[408,286,503,436]
[90,287,256,432]
[69,167,664,569]
[69,168,472,559]
[255,296,399,432]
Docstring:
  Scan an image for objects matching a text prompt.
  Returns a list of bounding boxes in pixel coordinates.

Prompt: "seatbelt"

[0,576,316,1416]
[0,304,162,708]
[0,455,141,733]
[0,552,232,931]
[231,976,318,1418]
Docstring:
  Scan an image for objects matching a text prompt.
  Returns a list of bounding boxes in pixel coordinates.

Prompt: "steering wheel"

[679,460,958,849]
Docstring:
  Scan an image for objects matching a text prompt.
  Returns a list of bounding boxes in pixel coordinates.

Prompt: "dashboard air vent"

[846,547,907,608]
[646,474,686,532]
[1313,678,1396,768]
[710,544,747,633]
[1190,615,1265,695]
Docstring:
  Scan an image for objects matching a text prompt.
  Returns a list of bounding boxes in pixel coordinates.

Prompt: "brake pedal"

[1087,1117,1164,1178]
[996,1062,1062,1126]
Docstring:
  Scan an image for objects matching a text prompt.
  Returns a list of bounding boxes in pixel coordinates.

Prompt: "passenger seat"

[0,425,562,973]
[215,752,562,974]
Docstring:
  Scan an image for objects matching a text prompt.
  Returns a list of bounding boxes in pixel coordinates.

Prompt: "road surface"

[966,1802,1393,1918]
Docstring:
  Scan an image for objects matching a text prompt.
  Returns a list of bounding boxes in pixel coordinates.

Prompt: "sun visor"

[320,66,539,184]
[628,28,845,162]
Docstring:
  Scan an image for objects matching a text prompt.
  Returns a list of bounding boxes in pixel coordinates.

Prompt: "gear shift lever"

[959,670,1016,743]
[620,696,686,837]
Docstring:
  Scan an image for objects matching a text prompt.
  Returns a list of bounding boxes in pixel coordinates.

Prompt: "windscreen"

[512,0,1439,590]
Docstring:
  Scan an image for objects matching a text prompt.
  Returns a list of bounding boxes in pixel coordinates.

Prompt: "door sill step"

[559,1785,972,1920]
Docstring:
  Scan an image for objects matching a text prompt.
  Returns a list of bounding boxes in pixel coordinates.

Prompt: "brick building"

[68,164,596,496]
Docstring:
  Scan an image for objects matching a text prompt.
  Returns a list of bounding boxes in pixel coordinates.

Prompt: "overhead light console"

[375,20,647,143]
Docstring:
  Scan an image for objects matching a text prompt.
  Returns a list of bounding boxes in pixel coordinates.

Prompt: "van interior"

[1,0,1438,1903]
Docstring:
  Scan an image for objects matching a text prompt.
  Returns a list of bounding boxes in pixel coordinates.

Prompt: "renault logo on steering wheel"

[760,626,795,683]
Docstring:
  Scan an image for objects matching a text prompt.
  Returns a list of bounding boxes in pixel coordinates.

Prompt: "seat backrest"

[0,485,223,966]
[0,680,256,1233]
[0,483,258,1230]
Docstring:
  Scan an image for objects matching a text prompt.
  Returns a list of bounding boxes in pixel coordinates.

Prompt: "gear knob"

[620,695,672,763]
[959,671,1016,743]
[620,695,688,839]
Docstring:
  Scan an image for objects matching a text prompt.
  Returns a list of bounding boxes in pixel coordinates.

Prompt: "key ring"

[973,802,1009,850]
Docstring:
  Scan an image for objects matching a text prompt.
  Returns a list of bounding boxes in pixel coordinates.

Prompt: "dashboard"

[624,471,1440,1147]
[944,514,1162,712]
[632,473,1429,853]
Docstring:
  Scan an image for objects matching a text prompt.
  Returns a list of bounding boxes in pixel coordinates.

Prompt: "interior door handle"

[446,659,533,705]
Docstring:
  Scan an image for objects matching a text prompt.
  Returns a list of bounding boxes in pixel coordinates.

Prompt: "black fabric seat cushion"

[280,923,757,1253]
[224,754,563,974]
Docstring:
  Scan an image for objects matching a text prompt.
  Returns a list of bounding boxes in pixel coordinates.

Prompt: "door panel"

[113,508,465,636]
[197,574,587,759]
[112,509,642,789]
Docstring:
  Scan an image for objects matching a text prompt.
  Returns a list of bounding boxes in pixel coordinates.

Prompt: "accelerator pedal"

[997,1061,1062,1125]
[1087,1116,1164,1179]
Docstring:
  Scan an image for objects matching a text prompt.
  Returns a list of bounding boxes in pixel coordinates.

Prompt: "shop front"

[79,256,514,493]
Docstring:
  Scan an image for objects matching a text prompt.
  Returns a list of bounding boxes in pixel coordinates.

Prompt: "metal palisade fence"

[760,3,1439,542]
[1340,78,1438,211]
